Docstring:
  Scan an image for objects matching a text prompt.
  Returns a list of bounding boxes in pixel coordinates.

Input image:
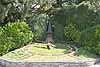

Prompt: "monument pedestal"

[46,22,54,50]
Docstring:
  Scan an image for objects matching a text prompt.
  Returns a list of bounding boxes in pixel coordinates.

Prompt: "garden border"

[0,58,99,67]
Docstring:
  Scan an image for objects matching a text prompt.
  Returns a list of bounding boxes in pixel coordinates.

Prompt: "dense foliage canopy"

[0,0,100,55]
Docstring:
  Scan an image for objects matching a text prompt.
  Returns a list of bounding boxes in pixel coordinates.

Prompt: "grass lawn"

[0,43,98,62]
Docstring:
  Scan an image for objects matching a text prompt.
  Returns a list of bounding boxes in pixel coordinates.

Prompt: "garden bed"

[0,43,98,62]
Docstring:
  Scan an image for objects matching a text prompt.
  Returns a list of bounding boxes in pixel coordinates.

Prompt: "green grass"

[0,43,98,61]
[1,43,70,61]
[76,48,98,60]
[30,44,70,55]
[1,49,32,61]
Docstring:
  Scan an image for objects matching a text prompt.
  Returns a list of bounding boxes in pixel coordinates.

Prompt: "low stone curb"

[0,58,99,67]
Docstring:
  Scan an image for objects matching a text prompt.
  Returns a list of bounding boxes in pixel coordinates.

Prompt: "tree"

[0,0,36,25]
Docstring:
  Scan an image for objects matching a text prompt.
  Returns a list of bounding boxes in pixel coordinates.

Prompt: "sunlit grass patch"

[1,43,98,61]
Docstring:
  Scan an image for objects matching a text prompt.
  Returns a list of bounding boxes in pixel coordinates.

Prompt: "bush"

[0,34,15,55]
[64,23,81,43]
[80,25,100,55]
[0,22,34,56]
[0,27,3,35]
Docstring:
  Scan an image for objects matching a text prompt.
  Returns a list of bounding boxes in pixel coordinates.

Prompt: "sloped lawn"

[0,43,98,62]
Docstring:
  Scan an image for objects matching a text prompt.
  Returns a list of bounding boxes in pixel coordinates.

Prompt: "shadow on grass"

[54,44,71,54]
[33,46,47,49]
[55,43,98,59]
[76,48,98,59]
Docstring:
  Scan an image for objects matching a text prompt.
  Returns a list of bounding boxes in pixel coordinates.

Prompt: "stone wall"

[0,59,97,67]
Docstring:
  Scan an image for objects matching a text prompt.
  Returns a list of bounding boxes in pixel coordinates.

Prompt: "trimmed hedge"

[0,22,34,56]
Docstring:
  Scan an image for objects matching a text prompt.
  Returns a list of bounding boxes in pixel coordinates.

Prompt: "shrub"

[80,25,100,55]
[0,22,34,56]
[64,23,81,43]
[5,22,34,46]
[0,27,15,55]
[0,27,3,35]
[0,34,15,55]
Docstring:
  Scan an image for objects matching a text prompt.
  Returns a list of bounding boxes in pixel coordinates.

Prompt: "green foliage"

[63,1,100,55]
[53,23,67,42]
[80,25,100,55]
[0,27,3,35]
[0,0,33,25]
[64,23,81,43]
[0,0,100,56]
[76,47,98,59]
[27,14,48,41]
[5,22,34,46]
[51,1,100,42]
[0,33,15,55]
[0,22,34,56]
[0,0,55,25]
